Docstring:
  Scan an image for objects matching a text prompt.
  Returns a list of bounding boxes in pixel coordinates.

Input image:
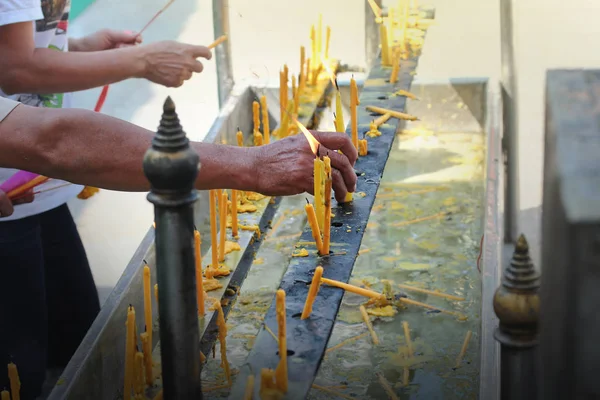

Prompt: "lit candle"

[140,332,153,385]
[218,191,228,263]
[301,266,323,319]
[275,289,288,392]
[359,139,368,156]
[231,190,239,238]
[304,199,323,253]
[350,75,359,149]
[334,86,345,132]
[325,26,331,59]
[194,230,205,316]
[124,305,135,398]
[322,157,332,254]
[260,95,270,144]
[209,189,218,269]
[237,128,244,147]
[380,24,390,65]
[7,363,20,400]
[135,351,145,395]
[253,100,260,134]
[143,264,152,344]
[320,278,386,300]
[313,157,325,231]
[1,390,9,400]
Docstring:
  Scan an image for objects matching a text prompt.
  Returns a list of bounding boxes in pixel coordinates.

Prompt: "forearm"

[1,47,145,95]
[0,106,259,192]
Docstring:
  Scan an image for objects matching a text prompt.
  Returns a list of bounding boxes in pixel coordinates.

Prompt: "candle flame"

[293,117,320,155]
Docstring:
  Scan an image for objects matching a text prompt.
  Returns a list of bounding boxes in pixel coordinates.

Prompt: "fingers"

[312,131,358,166]
[112,29,141,45]
[189,59,204,73]
[13,192,34,205]
[0,191,14,218]
[330,169,349,203]
[187,44,212,60]
[320,147,357,194]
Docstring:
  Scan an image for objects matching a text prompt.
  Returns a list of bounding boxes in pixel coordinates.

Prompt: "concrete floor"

[67,0,600,304]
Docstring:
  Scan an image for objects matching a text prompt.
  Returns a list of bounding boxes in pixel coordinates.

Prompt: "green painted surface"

[70,0,96,20]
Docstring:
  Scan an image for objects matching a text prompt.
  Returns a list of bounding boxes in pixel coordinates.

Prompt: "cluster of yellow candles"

[124,302,154,399]
[1,363,20,400]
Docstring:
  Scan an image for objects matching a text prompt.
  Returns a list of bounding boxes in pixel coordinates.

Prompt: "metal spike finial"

[154,97,188,152]
[502,233,539,291]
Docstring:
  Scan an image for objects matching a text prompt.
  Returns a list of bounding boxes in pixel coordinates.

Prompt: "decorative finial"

[154,96,187,151]
[493,233,540,347]
[164,96,175,113]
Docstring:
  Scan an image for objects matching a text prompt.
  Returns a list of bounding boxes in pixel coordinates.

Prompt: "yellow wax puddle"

[237,203,258,213]
[292,248,309,257]
[223,241,241,255]
[246,192,267,201]
[240,224,261,238]
[366,305,397,317]
[203,278,222,292]
[253,257,264,265]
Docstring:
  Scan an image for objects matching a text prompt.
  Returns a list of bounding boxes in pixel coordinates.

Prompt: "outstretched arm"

[0,104,358,201]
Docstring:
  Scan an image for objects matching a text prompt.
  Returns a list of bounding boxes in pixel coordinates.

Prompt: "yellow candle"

[7,363,19,400]
[305,201,323,253]
[311,63,323,87]
[140,332,153,385]
[209,189,218,269]
[350,76,359,150]
[194,230,205,316]
[291,75,297,110]
[360,305,379,345]
[325,26,331,59]
[365,105,418,121]
[345,193,353,202]
[380,24,390,65]
[243,375,255,400]
[334,89,344,132]
[403,321,414,358]
[231,190,239,237]
[310,25,316,72]
[124,306,135,399]
[321,278,386,300]
[305,57,311,86]
[390,49,400,83]
[374,113,392,126]
[322,157,332,254]
[143,264,152,344]
[317,14,323,62]
[301,266,323,319]
[218,191,228,263]
[275,289,288,392]
[260,95,270,144]
[359,139,368,156]
[254,131,263,146]
[279,71,285,124]
[213,300,232,385]
[1,390,9,400]
[237,128,244,147]
[154,284,158,304]
[135,351,145,395]
[293,74,301,115]
[300,46,306,81]
[252,100,260,134]
[283,64,289,111]
[300,58,308,95]
[313,157,325,231]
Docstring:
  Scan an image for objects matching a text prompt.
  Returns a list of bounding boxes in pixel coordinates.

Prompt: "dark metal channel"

[143,98,203,399]
[229,34,429,400]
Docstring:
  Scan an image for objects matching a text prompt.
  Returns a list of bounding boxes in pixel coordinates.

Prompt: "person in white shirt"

[0,0,211,397]
[0,94,358,399]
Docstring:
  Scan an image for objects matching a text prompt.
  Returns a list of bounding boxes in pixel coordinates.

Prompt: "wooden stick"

[399,298,467,319]
[397,283,465,301]
[366,105,419,121]
[455,330,472,368]
[265,324,279,343]
[311,384,355,400]
[402,321,414,358]
[391,212,447,227]
[359,305,379,345]
[377,372,399,400]
[325,332,369,354]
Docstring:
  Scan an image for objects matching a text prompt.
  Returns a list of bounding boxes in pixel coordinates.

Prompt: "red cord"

[94,85,110,112]
[476,234,484,273]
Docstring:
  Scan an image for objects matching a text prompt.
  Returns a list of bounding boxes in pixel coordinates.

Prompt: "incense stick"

[265,325,279,343]
[402,321,414,358]
[377,372,399,400]
[391,211,447,227]
[397,283,466,301]
[399,297,466,319]
[325,332,369,354]
[455,330,472,368]
[359,305,379,345]
[138,0,175,36]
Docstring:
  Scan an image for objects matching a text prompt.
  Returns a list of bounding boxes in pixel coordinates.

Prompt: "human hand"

[252,132,358,203]
[0,189,33,218]
[72,29,142,52]
[137,41,212,88]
